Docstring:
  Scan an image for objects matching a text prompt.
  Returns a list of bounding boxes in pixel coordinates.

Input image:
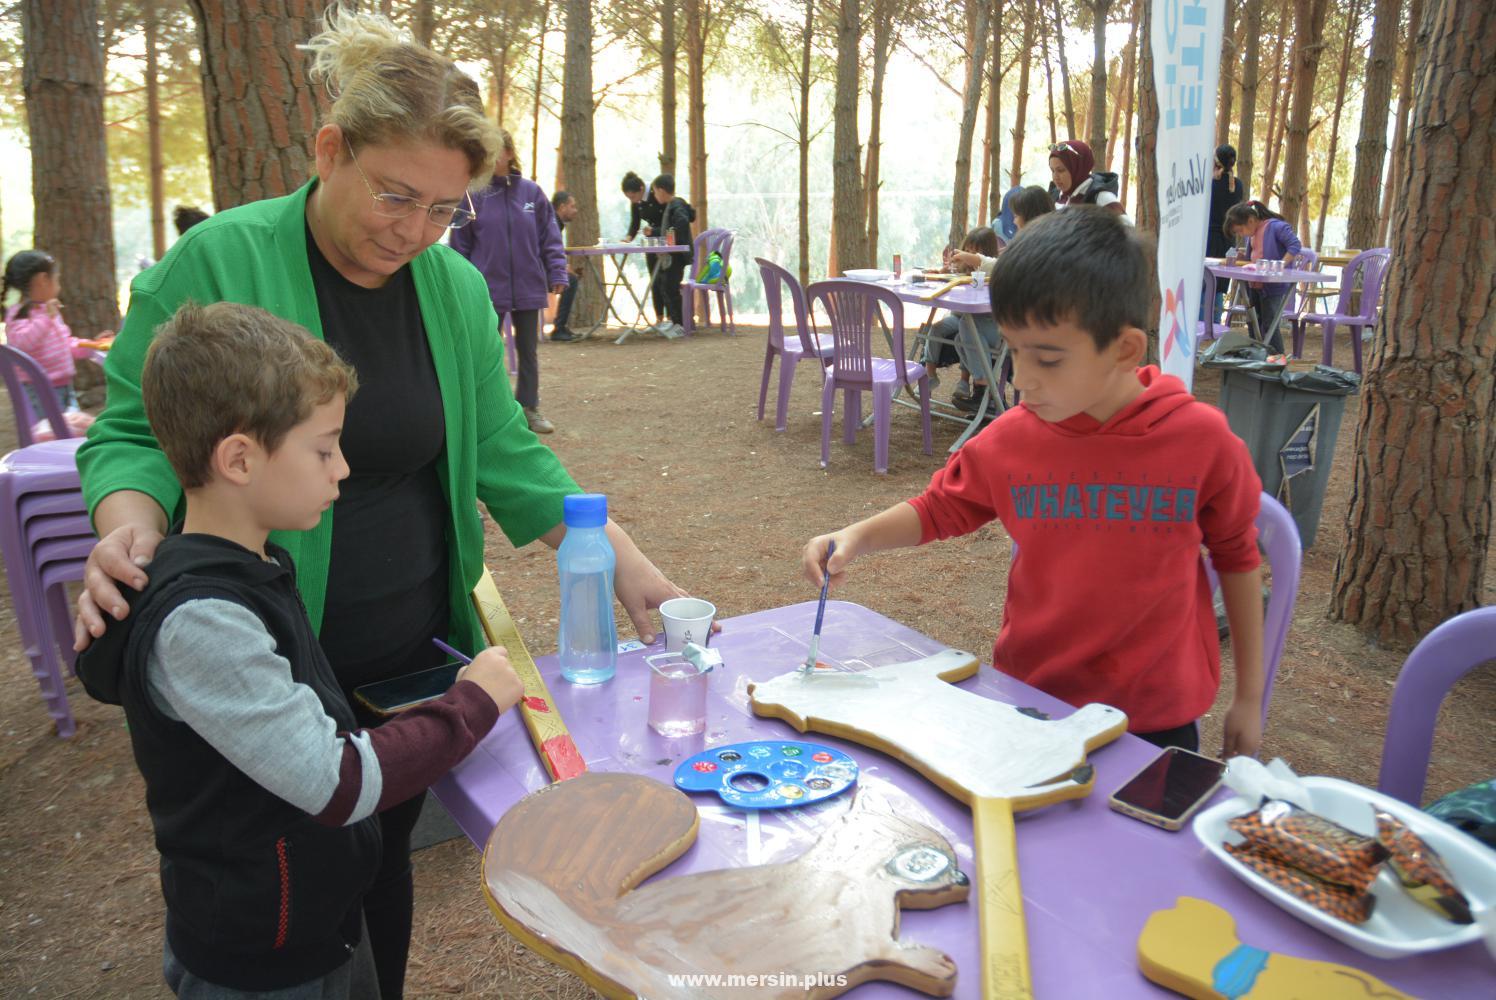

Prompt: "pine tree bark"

[1237,0,1262,194]
[1009,0,1035,186]
[660,0,677,174]
[797,0,812,287]
[1277,0,1330,228]
[832,0,867,269]
[1134,0,1158,235]
[949,1,990,248]
[1040,15,1058,145]
[1314,0,1360,250]
[560,0,602,326]
[684,0,709,231]
[531,0,549,180]
[1088,0,1112,163]
[1330,0,1495,646]
[985,0,1005,217]
[415,0,434,46]
[189,0,329,210]
[1378,0,1424,247]
[1260,12,1290,203]
[865,1,891,265]
[1346,0,1401,250]
[1216,0,1236,148]
[1119,5,1137,205]
[145,0,166,259]
[21,0,120,340]
[1052,0,1076,138]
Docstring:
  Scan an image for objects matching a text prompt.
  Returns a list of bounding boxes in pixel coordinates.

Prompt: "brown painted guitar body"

[483,772,970,999]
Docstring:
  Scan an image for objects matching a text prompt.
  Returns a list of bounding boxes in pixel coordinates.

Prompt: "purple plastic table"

[430,601,1488,998]
[1205,263,1334,347]
[563,243,692,344]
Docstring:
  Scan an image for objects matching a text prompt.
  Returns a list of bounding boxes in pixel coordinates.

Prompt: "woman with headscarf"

[1048,140,1096,207]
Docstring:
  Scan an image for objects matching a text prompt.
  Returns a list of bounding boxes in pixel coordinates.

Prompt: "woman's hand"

[949,250,983,272]
[551,283,568,295]
[74,522,165,650]
[604,522,716,644]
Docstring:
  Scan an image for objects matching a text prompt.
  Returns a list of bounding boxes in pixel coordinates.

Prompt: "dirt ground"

[1,325,1492,998]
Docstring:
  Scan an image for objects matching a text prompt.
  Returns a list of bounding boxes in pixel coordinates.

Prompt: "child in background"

[1009,186,1056,229]
[804,208,1267,758]
[649,173,697,340]
[931,226,1003,410]
[1223,200,1302,354]
[77,301,523,1000]
[2,250,101,414]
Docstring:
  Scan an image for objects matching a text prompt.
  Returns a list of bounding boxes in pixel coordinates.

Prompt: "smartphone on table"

[352,660,464,718]
[1108,747,1228,831]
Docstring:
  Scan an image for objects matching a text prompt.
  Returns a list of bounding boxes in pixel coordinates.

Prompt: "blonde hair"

[301,4,500,184]
[144,303,358,490]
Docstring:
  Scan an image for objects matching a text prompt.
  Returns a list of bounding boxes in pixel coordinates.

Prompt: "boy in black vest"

[77,302,522,999]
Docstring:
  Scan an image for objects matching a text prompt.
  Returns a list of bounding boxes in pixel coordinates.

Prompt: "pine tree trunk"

[1237,0,1262,194]
[490,45,509,127]
[1378,0,1424,247]
[832,0,867,269]
[1346,0,1400,250]
[798,0,812,288]
[1041,17,1058,145]
[685,0,708,231]
[949,2,990,248]
[189,0,329,210]
[986,0,1005,216]
[865,4,891,265]
[1052,0,1076,138]
[1260,14,1290,203]
[660,0,677,174]
[1107,14,1134,158]
[1009,0,1035,186]
[144,0,165,260]
[560,0,602,327]
[1134,0,1158,235]
[1217,0,1236,148]
[21,0,120,340]
[1119,5,1137,206]
[1330,0,1495,646]
[415,0,434,47]
[531,0,549,179]
[1278,0,1330,228]
[1314,0,1360,250]
[1088,0,1112,163]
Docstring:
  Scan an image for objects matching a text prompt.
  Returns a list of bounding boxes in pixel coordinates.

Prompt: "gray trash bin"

[1212,363,1359,548]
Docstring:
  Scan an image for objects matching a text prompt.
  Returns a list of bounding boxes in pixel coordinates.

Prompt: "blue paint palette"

[673,740,859,810]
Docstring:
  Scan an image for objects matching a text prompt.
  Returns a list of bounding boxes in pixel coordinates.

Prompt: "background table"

[564,243,691,343]
[1205,264,1335,346]
[432,601,1488,998]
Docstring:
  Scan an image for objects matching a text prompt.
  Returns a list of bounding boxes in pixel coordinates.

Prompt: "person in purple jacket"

[449,128,568,434]
[1223,200,1303,354]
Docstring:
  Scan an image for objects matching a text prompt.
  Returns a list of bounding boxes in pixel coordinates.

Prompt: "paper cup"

[660,597,716,652]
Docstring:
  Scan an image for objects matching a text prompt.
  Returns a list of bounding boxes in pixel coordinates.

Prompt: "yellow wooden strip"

[471,569,586,781]
[973,796,1033,1000]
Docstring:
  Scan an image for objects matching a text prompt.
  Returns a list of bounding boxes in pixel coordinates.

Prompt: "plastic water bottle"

[557,494,618,684]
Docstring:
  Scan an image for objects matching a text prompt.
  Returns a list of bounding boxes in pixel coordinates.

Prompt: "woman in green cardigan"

[73,10,693,999]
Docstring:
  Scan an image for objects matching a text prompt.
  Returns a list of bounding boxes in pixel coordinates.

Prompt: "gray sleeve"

[145,599,382,822]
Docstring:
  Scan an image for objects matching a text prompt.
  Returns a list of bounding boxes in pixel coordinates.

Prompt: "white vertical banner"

[1152,0,1225,390]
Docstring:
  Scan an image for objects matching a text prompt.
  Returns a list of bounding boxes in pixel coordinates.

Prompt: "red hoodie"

[908,366,1261,732]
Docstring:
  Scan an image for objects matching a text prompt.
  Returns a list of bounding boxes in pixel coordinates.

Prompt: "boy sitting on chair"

[803,208,1267,758]
[78,302,522,999]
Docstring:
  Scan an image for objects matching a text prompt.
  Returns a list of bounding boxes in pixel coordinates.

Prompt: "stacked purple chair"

[754,258,833,432]
[682,228,737,337]
[1290,248,1391,373]
[807,279,932,474]
[1,344,75,448]
[0,438,94,737]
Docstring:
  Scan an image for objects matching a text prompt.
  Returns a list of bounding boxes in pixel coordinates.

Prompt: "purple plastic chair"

[0,439,91,737]
[1290,248,1390,373]
[0,344,74,447]
[1012,491,1300,734]
[1377,606,1496,806]
[807,279,932,474]
[755,258,833,432]
[682,228,736,337]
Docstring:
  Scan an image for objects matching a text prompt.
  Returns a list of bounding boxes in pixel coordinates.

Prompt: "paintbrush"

[802,540,836,671]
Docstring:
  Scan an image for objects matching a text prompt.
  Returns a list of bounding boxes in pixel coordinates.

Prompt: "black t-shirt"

[627,197,665,239]
[305,227,451,694]
[1206,174,1246,258]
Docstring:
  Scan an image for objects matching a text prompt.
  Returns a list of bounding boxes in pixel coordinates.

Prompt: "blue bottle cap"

[562,493,608,528]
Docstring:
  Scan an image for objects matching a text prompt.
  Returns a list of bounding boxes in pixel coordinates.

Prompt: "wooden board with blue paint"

[674,740,858,810]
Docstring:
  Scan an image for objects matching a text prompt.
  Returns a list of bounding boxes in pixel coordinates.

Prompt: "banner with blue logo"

[1152,0,1226,389]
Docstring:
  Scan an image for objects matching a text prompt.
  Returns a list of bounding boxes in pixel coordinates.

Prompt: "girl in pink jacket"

[3,250,95,412]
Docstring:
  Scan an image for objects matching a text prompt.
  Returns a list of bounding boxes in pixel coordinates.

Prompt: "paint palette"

[674,741,858,811]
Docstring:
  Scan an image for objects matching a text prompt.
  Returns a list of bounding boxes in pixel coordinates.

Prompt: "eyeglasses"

[1049,142,1078,156]
[345,140,477,230]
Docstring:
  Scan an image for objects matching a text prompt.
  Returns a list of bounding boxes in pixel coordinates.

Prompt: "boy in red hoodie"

[804,207,1265,758]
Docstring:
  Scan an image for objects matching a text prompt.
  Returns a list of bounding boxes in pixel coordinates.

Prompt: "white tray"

[842,268,893,282]
[1193,776,1496,959]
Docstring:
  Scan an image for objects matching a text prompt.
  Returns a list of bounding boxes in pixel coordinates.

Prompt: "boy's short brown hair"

[142,302,358,489]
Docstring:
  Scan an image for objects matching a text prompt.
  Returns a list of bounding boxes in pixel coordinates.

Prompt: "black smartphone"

[1107,747,1227,831]
[352,661,464,717]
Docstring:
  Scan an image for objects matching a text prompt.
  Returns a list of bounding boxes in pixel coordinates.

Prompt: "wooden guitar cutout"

[483,771,970,999]
[749,648,1129,999]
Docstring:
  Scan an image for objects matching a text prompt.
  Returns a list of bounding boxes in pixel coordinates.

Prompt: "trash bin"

[1209,361,1359,548]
